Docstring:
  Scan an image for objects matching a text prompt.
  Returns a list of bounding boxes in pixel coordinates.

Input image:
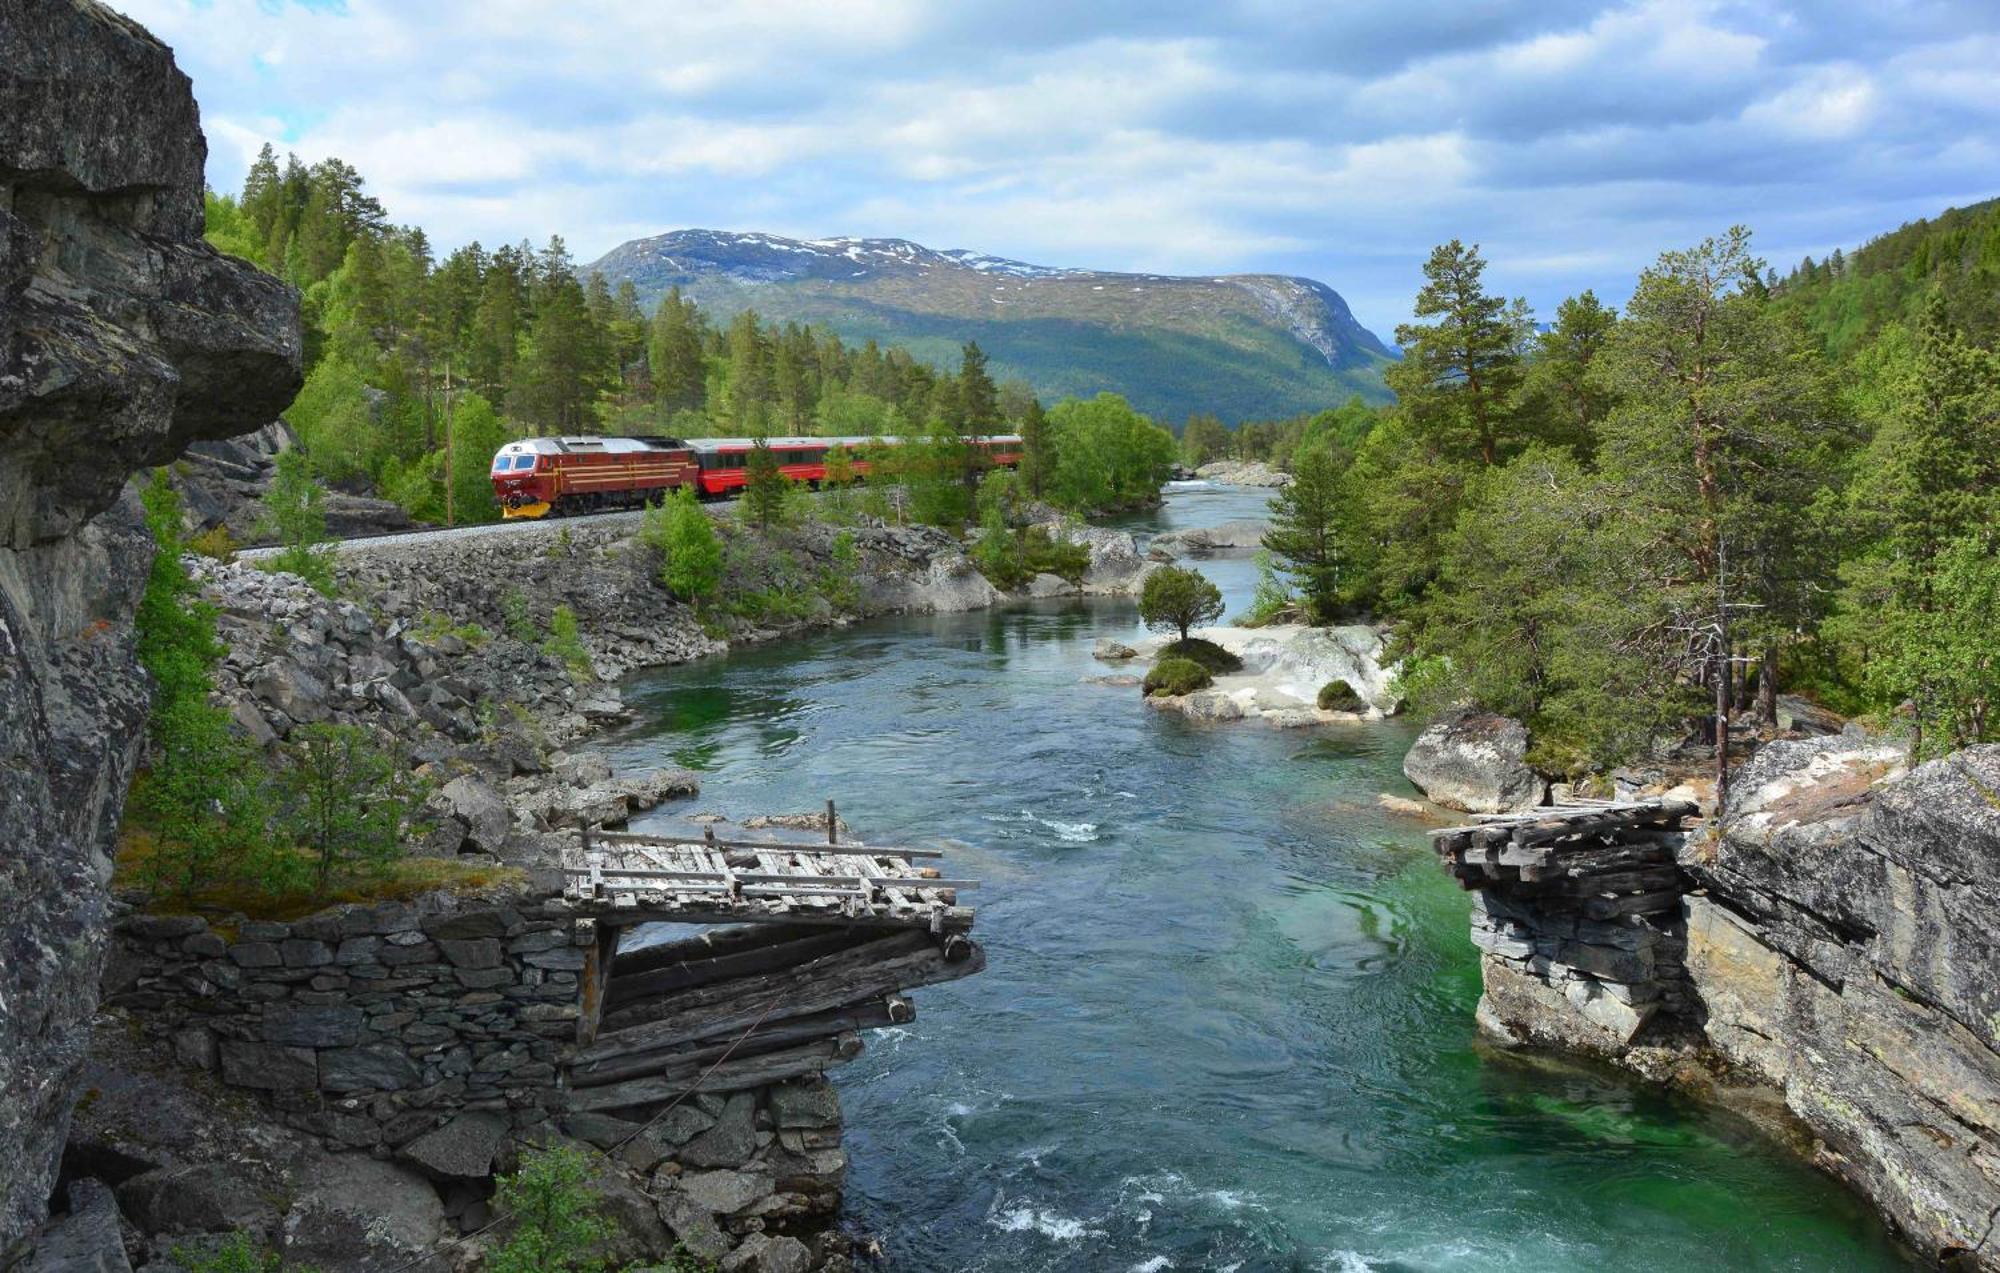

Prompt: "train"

[489,433,1024,519]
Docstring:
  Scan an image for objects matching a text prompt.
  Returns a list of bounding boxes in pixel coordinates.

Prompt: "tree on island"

[1263,442,1344,623]
[1140,565,1225,642]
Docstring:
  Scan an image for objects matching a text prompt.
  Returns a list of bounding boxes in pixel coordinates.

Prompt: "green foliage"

[817,530,864,613]
[188,525,240,562]
[1158,637,1243,674]
[1240,549,1297,626]
[742,436,790,529]
[131,473,270,898]
[501,587,539,643]
[489,1145,614,1273]
[1262,442,1346,622]
[285,356,379,482]
[1180,413,1229,467]
[272,724,423,897]
[171,1232,286,1273]
[1387,239,1532,468]
[641,488,724,602]
[413,611,490,647]
[1045,393,1178,514]
[1143,657,1214,698]
[1865,533,2000,758]
[1318,679,1364,712]
[260,449,337,595]
[544,604,593,677]
[1139,565,1225,642]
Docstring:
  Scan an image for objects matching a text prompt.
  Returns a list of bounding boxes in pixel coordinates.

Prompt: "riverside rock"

[1129,624,1398,725]
[1193,460,1290,487]
[1146,519,1269,560]
[0,0,302,1242]
[1401,707,1545,813]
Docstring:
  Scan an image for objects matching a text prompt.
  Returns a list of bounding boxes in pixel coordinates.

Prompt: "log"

[1582,889,1683,919]
[567,1033,866,1113]
[611,923,828,977]
[590,829,945,858]
[584,937,983,1060]
[574,996,911,1087]
[607,928,875,1007]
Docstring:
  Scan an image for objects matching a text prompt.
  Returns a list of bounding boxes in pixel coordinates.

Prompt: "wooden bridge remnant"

[1429,797,1700,1051]
[556,809,982,1118]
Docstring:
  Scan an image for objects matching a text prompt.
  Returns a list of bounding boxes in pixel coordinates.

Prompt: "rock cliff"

[1684,739,1999,1268]
[0,0,301,1241]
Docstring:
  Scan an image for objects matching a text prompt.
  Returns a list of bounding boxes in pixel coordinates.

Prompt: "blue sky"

[115,0,2000,338]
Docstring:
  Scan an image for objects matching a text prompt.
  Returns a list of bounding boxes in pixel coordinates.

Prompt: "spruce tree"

[1387,240,1530,467]
[1262,442,1345,622]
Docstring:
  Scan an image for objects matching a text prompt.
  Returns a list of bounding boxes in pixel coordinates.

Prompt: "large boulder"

[0,0,302,1243]
[1401,707,1545,813]
[279,1156,449,1272]
[21,1181,131,1273]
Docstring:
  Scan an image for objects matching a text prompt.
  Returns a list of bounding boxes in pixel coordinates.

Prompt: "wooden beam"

[590,829,945,858]
[574,997,910,1087]
[566,1034,866,1112]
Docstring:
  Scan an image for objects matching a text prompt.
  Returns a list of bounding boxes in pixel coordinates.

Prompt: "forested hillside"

[1250,214,2000,775]
[202,147,1175,527]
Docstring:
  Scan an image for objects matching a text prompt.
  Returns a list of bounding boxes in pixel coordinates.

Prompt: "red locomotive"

[491,433,1023,519]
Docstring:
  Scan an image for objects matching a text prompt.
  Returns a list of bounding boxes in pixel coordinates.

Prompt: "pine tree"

[1387,240,1530,466]
[743,435,788,528]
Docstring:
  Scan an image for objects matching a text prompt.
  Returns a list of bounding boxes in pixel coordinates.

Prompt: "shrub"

[490,1144,614,1273]
[1318,679,1365,711]
[171,1233,280,1273]
[1159,637,1243,674]
[1139,565,1224,641]
[817,530,862,613]
[259,449,336,596]
[272,723,424,897]
[640,488,722,602]
[544,604,594,677]
[188,525,239,562]
[500,587,539,643]
[1144,656,1213,697]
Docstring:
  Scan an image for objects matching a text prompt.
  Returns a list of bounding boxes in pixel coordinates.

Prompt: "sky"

[114,0,2000,339]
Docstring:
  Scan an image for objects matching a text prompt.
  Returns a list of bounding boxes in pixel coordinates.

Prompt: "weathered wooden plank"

[575,997,911,1087]
[566,1034,866,1112]
[591,829,945,858]
[607,928,874,1006]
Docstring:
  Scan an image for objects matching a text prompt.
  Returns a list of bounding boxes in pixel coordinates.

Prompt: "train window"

[492,454,511,472]
[515,455,536,470]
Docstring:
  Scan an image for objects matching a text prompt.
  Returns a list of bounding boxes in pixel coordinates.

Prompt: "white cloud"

[104,0,2000,336]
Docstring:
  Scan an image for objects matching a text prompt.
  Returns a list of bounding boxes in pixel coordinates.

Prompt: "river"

[602,484,1912,1272]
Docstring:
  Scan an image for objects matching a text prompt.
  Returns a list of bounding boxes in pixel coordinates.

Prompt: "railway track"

[234,507,647,559]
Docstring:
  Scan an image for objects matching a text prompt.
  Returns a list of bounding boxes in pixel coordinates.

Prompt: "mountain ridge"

[586,229,1396,423]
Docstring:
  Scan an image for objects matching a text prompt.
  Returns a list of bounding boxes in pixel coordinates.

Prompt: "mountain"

[585,230,1396,423]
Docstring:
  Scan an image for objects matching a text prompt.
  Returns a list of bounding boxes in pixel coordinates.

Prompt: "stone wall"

[0,0,301,1240]
[103,895,582,1155]
[101,893,861,1268]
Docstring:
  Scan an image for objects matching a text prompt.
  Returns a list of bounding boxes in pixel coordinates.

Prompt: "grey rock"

[437,938,502,969]
[1402,707,1545,813]
[399,1112,507,1180]
[439,776,511,852]
[720,1233,812,1273]
[260,1004,364,1048]
[218,1042,317,1091]
[118,1165,278,1238]
[616,1105,718,1171]
[22,1180,131,1273]
[767,1079,840,1129]
[319,1044,422,1092]
[1091,638,1137,661]
[654,1189,733,1264]
[280,1155,448,1273]
[678,1093,757,1168]
[676,1167,774,1216]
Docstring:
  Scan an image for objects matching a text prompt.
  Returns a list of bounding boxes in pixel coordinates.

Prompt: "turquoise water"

[603,485,1912,1272]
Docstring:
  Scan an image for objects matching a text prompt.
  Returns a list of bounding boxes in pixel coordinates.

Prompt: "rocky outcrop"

[1402,708,1545,813]
[1130,624,1398,726]
[1192,460,1289,487]
[1681,738,1998,1269]
[175,420,412,543]
[1146,519,1268,560]
[1434,734,2000,1268]
[0,0,301,1242]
